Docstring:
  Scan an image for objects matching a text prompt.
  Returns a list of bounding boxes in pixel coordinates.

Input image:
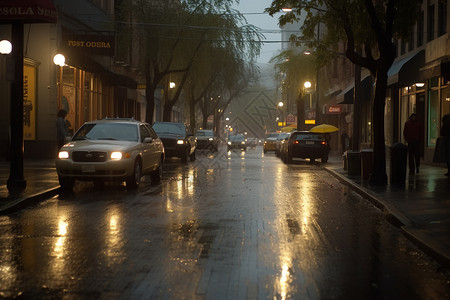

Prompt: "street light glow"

[278,101,284,107]
[169,82,176,89]
[304,81,312,89]
[53,54,65,66]
[0,40,12,54]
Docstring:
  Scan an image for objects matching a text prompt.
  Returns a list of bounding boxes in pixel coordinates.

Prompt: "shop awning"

[337,75,373,104]
[419,59,450,83]
[0,0,57,23]
[387,50,425,86]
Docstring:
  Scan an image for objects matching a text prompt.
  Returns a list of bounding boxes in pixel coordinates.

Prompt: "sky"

[232,0,284,65]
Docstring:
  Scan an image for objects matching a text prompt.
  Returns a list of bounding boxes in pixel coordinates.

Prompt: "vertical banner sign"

[23,64,36,140]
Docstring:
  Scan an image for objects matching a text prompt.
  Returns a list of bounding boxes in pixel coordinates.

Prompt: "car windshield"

[267,133,278,139]
[153,123,185,135]
[293,133,324,141]
[73,123,138,142]
[277,133,290,140]
[229,135,245,141]
[197,130,213,137]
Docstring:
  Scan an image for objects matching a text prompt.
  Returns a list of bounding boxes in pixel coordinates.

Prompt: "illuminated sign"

[63,34,115,56]
[327,105,342,114]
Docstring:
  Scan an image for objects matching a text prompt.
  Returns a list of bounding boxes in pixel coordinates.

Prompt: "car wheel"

[126,158,141,189]
[150,157,163,183]
[287,152,293,164]
[321,156,328,163]
[190,149,196,161]
[59,176,74,191]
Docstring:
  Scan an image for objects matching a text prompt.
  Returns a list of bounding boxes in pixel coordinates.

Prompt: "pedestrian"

[441,114,450,176]
[341,130,350,154]
[56,109,69,150]
[403,113,422,174]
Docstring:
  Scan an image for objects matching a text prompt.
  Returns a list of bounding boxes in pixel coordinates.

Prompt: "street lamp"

[0,40,12,54]
[169,81,176,89]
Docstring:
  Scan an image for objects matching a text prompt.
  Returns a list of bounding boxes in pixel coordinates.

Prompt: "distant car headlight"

[58,151,69,159]
[228,142,231,145]
[241,141,245,145]
[177,140,185,145]
[208,138,213,141]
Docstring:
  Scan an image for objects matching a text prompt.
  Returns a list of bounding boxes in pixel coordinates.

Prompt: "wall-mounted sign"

[0,0,57,23]
[327,105,342,114]
[62,34,115,56]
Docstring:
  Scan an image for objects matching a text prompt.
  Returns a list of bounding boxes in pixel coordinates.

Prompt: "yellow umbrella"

[281,125,296,132]
[309,124,339,133]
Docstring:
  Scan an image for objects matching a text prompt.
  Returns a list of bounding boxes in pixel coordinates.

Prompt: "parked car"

[152,122,196,163]
[56,118,165,190]
[275,133,290,157]
[196,129,218,151]
[246,137,258,148]
[263,132,279,153]
[227,134,247,151]
[281,131,329,163]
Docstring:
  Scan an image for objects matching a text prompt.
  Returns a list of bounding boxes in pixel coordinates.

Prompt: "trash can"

[346,151,361,176]
[343,152,348,171]
[360,148,374,180]
[390,143,407,185]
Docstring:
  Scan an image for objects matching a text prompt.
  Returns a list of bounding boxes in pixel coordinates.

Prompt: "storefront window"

[400,94,409,143]
[428,89,439,146]
[442,86,450,134]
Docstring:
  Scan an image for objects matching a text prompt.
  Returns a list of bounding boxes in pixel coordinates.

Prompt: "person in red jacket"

[403,113,422,174]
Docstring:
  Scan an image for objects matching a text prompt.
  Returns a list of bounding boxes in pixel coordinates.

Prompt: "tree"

[128,0,261,125]
[270,48,316,130]
[266,0,422,186]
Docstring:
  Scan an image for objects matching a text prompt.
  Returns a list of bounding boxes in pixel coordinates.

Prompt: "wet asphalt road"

[0,147,449,299]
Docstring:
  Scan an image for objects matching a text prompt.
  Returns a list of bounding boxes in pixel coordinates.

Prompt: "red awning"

[0,0,57,23]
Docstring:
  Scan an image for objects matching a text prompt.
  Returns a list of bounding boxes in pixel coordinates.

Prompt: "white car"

[56,118,165,190]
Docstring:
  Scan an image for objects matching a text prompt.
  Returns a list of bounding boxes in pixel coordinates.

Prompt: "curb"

[323,165,450,270]
[0,187,60,215]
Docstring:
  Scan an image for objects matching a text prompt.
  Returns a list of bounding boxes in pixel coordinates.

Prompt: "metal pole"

[7,21,26,192]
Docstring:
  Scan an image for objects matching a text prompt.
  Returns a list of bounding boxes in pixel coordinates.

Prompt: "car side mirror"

[144,137,153,143]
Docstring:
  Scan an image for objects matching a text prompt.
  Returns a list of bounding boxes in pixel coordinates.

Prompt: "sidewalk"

[1,156,450,269]
[325,154,450,268]
[0,159,60,213]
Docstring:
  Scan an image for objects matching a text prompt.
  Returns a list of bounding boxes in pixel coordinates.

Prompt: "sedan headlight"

[58,151,69,159]
[241,141,245,145]
[177,140,185,145]
[208,138,213,141]
[110,152,131,160]
[228,142,231,145]
[111,151,123,160]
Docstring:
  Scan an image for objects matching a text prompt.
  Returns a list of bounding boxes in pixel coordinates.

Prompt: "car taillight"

[293,140,299,144]
[321,141,326,145]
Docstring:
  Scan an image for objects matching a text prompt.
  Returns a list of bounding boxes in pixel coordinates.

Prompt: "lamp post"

[53,54,65,110]
[7,23,27,192]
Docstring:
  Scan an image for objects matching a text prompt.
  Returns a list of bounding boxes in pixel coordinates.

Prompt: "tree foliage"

[266,0,422,186]
[122,0,262,125]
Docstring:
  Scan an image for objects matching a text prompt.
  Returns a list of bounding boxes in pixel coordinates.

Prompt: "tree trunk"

[352,61,361,150]
[145,82,156,124]
[369,71,388,186]
[163,102,172,121]
[189,96,196,132]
